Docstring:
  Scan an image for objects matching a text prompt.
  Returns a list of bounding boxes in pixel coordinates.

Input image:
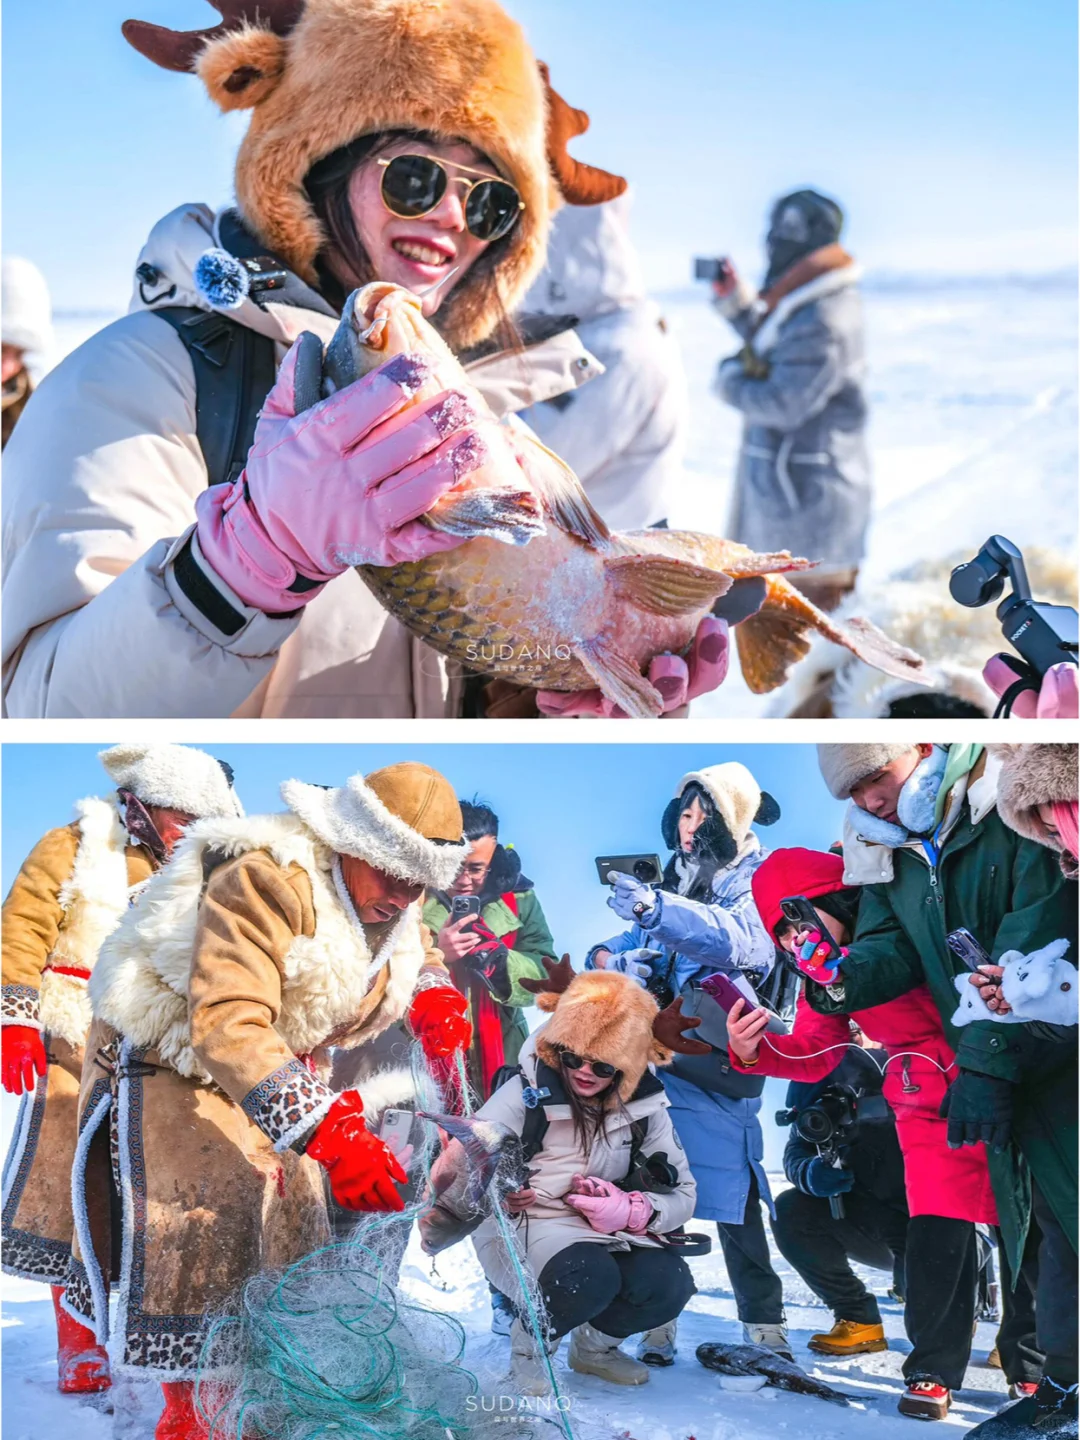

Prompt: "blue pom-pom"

[193,248,249,310]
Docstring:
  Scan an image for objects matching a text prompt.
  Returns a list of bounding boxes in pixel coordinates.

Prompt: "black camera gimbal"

[949,536,1078,716]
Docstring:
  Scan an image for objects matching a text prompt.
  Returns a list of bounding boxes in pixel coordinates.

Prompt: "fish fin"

[605,554,733,616]
[717,549,817,578]
[514,430,612,548]
[736,577,928,694]
[424,490,546,546]
[575,637,664,718]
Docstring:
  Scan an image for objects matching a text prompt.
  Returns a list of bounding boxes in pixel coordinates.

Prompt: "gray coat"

[715,265,871,571]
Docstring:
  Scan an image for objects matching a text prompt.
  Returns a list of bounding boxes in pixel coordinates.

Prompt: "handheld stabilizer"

[950,537,1078,706]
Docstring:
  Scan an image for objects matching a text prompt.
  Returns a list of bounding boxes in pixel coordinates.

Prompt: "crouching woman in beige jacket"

[425,961,707,1396]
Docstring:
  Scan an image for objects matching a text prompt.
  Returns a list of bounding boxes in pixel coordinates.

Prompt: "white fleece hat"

[674,762,780,850]
[99,744,243,818]
[2,257,53,356]
[817,743,919,801]
[280,763,467,891]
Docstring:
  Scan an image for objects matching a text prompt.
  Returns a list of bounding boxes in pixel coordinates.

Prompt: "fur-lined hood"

[992,744,1078,879]
[89,811,429,1084]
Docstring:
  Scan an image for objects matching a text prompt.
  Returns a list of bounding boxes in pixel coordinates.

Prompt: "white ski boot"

[509,1318,556,1398]
[637,1318,677,1366]
[743,1321,794,1361]
[568,1322,650,1385]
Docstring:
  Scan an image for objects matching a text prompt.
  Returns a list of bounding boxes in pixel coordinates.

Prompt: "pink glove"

[195,339,485,612]
[983,656,1078,719]
[537,616,729,717]
[565,1175,652,1234]
[794,929,848,985]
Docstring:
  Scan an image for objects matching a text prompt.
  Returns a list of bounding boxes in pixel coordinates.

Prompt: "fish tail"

[737,576,928,694]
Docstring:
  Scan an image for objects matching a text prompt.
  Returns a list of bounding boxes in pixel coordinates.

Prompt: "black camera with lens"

[644,973,676,1009]
[950,536,1078,713]
[776,1082,891,1218]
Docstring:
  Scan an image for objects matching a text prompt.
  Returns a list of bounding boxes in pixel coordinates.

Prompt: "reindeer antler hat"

[123,0,625,348]
[521,957,710,1103]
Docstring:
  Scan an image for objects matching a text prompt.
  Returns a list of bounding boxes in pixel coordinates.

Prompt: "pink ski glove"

[565,1175,652,1234]
[195,337,484,613]
[983,656,1078,719]
[536,616,729,718]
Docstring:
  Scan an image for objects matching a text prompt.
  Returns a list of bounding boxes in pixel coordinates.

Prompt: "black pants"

[903,1215,980,1389]
[994,1217,1044,1386]
[771,1184,907,1329]
[715,1172,786,1324]
[537,1242,696,1340]
[1032,1181,1078,1386]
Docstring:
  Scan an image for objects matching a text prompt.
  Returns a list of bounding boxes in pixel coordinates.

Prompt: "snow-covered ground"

[1,1174,1013,1440]
[39,272,1076,719]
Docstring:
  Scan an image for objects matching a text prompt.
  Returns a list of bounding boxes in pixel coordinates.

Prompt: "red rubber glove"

[306,1092,408,1212]
[409,985,472,1060]
[2,1026,47,1096]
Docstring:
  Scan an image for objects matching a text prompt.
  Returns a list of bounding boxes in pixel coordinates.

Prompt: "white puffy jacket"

[519,192,687,530]
[2,204,600,718]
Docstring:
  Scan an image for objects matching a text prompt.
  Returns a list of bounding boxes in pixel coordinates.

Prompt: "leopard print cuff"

[1,984,41,1029]
[240,1060,335,1154]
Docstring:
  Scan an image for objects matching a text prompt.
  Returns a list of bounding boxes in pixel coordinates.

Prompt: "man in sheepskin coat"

[64,761,472,1440]
[0,743,242,1396]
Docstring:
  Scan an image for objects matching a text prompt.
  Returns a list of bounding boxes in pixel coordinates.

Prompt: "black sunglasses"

[378,154,524,243]
[559,1051,618,1080]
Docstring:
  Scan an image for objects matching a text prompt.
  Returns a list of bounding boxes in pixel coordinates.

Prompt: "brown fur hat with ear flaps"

[124,0,625,349]
[534,970,673,1104]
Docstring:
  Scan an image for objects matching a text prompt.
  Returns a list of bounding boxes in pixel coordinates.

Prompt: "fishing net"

[194,1045,575,1440]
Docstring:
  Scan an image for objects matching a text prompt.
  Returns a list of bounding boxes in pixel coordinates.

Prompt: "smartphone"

[780,895,843,961]
[451,894,482,921]
[595,854,663,886]
[378,1107,414,1158]
[702,971,789,1034]
[693,257,734,285]
[947,928,991,971]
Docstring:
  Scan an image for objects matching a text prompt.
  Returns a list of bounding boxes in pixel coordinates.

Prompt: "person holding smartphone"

[726,846,1037,1422]
[586,763,790,1363]
[807,743,1078,1439]
[706,188,870,614]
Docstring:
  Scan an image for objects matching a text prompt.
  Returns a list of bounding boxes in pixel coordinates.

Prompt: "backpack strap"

[152,306,277,488]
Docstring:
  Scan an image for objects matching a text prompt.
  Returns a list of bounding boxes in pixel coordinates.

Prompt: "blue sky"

[1,741,843,1165]
[4,0,1076,309]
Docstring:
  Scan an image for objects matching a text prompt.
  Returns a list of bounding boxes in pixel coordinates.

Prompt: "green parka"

[808,752,1078,1273]
[424,846,556,1095]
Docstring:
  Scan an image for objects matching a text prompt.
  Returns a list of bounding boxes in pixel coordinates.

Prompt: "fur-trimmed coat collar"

[752,262,863,358]
[90,811,430,1084]
[38,797,148,1047]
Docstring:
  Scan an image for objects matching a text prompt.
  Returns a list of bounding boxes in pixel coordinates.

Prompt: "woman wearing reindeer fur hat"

[585,761,789,1364]
[2,0,722,721]
[423,959,702,1397]
[65,760,472,1440]
[1,743,241,1401]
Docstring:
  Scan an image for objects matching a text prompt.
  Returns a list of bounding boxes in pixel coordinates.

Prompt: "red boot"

[156,1380,211,1440]
[51,1285,110,1394]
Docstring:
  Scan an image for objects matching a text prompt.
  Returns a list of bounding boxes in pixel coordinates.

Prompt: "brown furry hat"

[124,0,625,349]
[533,969,672,1103]
[991,744,1078,878]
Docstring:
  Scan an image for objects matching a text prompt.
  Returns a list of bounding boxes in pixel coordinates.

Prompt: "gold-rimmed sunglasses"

[377,154,525,242]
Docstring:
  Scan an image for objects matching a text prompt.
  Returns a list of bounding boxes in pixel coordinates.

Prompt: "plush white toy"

[1000,941,1078,1027]
[951,973,1024,1028]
